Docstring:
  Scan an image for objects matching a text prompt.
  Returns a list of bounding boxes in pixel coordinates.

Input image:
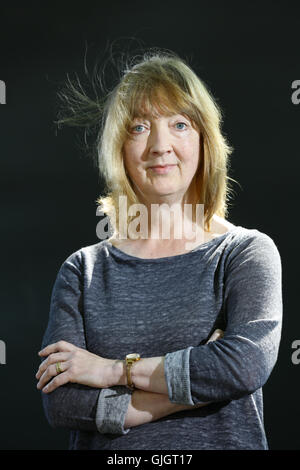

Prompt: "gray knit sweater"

[40,225,282,450]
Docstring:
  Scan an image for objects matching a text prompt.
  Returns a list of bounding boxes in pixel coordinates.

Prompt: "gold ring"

[55,362,62,374]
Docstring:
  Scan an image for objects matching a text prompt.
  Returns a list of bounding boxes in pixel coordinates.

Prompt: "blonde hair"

[57,48,237,238]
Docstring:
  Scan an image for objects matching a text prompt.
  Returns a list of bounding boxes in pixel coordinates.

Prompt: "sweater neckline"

[104,225,243,263]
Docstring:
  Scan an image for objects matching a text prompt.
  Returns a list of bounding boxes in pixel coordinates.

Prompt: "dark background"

[0,1,299,450]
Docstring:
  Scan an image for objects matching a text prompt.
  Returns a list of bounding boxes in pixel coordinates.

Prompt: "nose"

[148,124,172,156]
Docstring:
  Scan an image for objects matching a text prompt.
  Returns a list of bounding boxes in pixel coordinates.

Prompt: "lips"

[150,164,176,169]
[149,164,177,174]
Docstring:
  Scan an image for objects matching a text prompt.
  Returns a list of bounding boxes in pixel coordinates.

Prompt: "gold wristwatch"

[125,353,141,390]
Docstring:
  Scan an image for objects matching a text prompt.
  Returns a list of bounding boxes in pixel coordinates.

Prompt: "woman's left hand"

[36,340,121,393]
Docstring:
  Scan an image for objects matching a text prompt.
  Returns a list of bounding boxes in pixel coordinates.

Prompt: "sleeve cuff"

[95,386,133,435]
[164,347,195,405]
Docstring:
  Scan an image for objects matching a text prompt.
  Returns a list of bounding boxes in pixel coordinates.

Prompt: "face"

[123,110,200,206]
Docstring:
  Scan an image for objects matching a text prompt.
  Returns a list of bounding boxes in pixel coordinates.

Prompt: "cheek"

[123,146,144,182]
[124,155,140,177]
[123,145,135,172]
[124,141,143,166]
[180,139,200,166]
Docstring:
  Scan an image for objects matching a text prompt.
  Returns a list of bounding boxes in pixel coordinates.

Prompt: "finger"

[38,340,76,357]
[37,361,68,390]
[41,371,70,394]
[214,328,224,338]
[36,352,69,379]
[206,329,224,343]
[37,363,60,390]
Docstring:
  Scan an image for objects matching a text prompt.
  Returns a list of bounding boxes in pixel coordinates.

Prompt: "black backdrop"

[0,2,299,450]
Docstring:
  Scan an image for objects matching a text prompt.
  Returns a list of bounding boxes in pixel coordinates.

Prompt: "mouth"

[149,164,177,174]
[149,164,177,169]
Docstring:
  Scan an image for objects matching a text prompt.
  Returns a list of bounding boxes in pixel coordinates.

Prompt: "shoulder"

[232,225,280,253]
[211,215,281,261]
[225,225,282,273]
[58,240,110,273]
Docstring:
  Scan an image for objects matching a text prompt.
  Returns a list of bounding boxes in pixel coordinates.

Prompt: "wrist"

[110,359,127,386]
[131,356,168,394]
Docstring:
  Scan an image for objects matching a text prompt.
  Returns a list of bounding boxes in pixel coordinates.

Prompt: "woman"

[36,50,282,450]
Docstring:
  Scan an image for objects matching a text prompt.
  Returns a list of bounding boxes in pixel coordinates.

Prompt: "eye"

[131,124,146,133]
[175,122,188,130]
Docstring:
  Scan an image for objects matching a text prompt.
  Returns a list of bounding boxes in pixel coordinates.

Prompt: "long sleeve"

[163,231,283,405]
[41,250,131,434]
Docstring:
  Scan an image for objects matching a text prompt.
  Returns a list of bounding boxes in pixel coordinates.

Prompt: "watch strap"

[125,355,140,390]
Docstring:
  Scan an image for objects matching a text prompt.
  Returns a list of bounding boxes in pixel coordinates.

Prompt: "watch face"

[126,353,140,360]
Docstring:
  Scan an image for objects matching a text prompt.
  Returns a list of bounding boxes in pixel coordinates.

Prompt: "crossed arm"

[36,330,222,429]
